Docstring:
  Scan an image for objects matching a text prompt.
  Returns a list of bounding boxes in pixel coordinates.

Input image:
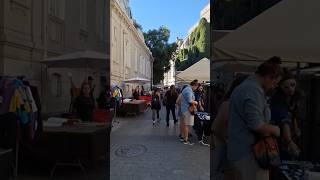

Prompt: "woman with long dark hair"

[270,68,302,160]
[73,82,95,121]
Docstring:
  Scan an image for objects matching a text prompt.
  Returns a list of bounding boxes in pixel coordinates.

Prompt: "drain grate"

[115,144,147,158]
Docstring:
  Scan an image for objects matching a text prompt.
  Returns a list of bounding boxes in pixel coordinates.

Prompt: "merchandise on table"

[278,161,320,180]
[195,112,210,121]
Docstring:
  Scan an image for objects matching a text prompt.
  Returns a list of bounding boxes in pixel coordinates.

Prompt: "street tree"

[144,26,177,84]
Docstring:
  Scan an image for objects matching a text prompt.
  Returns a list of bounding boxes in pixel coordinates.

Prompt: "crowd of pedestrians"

[151,80,211,147]
[148,56,304,180]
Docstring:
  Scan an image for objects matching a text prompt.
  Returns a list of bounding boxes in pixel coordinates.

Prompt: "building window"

[80,0,87,30]
[143,57,146,75]
[125,39,130,67]
[135,49,138,71]
[51,73,62,97]
[49,0,65,20]
[139,55,143,74]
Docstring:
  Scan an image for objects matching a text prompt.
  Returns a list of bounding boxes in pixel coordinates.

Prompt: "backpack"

[152,95,160,109]
[152,95,158,105]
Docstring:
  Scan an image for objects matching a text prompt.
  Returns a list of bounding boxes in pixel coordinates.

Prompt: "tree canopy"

[144,26,177,84]
[176,18,210,71]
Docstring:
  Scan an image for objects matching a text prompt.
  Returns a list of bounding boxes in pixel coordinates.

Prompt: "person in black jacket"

[165,85,178,127]
[73,82,95,121]
[151,88,161,125]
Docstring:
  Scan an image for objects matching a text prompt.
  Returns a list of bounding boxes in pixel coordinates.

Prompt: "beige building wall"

[111,0,153,98]
[0,0,109,114]
[201,3,210,23]
[163,60,175,87]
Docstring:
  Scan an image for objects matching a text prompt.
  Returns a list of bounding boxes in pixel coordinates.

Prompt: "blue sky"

[129,0,209,43]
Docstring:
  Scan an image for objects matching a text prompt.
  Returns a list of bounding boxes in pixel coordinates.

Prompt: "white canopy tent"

[122,77,151,84]
[213,0,320,64]
[42,50,109,69]
[176,58,210,83]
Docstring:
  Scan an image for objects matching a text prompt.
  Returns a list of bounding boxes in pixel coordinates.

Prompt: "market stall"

[118,99,147,116]
[212,0,320,81]
[212,0,320,178]
[119,77,150,116]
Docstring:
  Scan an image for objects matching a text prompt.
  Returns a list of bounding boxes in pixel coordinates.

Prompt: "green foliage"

[144,26,177,84]
[176,18,210,71]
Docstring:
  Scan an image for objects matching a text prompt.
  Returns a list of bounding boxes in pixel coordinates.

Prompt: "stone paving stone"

[110,107,210,180]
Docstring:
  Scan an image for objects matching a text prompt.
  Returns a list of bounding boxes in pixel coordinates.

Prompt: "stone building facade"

[163,60,175,87]
[111,0,153,97]
[0,0,110,114]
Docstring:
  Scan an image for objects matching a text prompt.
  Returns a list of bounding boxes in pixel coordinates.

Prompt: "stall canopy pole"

[296,62,301,79]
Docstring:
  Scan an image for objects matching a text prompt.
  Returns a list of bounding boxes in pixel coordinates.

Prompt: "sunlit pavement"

[110,107,210,180]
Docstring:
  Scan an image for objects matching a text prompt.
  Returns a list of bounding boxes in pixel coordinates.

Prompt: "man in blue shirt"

[181,80,199,145]
[228,57,283,180]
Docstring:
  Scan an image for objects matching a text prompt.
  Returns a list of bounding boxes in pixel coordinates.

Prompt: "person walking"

[227,57,283,180]
[165,85,178,127]
[181,80,199,145]
[176,85,187,141]
[151,88,161,125]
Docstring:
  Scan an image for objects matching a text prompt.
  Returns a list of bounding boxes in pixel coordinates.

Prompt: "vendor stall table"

[273,161,320,180]
[42,122,111,178]
[118,100,147,116]
[139,96,152,106]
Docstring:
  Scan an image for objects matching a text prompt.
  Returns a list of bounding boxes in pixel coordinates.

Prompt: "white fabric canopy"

[176,58,210,82]
[122,77,150,84]
[42,50,109,69]
[213,0,320,64]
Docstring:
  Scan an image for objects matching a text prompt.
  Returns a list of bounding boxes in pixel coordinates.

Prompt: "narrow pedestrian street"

[110,107,210,180]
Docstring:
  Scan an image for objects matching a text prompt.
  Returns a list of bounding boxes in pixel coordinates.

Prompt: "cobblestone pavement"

[110,107,210,180]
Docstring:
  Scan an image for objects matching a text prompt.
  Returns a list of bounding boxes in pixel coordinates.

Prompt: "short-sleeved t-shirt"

[181,85,195,114]
[227,75,269,162]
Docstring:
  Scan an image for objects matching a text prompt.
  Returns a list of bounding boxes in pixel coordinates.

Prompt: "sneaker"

[179,136,184,142]
[183,140,194,145]
[199,140,210,146]
[202,136,210,146]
